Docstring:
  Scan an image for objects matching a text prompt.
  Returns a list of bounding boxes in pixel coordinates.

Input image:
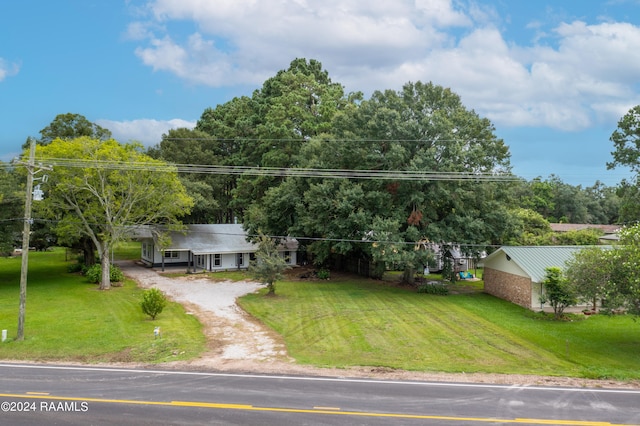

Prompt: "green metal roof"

[485,246,610,283]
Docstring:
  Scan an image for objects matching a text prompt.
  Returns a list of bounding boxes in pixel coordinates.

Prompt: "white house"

[137,224,298,272]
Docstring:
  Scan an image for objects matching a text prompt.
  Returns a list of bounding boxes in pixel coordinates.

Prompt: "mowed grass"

[0,248,205,363]
[239,277,640,380]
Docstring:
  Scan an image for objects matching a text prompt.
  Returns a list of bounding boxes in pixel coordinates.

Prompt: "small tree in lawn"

[540,267,578,319]
[141,288,167,320]
[249,232,290,295]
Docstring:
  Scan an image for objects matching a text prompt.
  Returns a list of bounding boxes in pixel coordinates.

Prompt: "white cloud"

[96,118,196,147]
[0,58,20,81]
[129,0,640,131]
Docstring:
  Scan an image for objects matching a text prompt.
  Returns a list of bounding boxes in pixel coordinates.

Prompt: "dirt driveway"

[119,261,639,389]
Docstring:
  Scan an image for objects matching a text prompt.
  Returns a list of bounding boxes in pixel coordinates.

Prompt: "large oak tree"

[36,137,193,289]
[245,81,515,281]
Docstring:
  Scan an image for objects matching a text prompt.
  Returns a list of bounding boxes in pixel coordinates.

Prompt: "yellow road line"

[0,393,627,425]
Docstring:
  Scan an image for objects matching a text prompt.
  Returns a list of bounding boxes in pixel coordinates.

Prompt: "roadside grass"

[0,248,205,363]
[239,276,640,380]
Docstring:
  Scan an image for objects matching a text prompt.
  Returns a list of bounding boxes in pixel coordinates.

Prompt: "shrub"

[85,264,102,283]
[317,269,330,280]
[110,265,124,283]
[417,282,449,295]
[67,262,84,273]
[84,264,125,284]
[141,288,167,320]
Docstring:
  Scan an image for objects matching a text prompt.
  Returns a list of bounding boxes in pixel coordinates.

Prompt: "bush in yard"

[417,282,449,295]
[110,265,125,284]
[141,288,167,320]
[317,269,330,280]
[540,266,578,319]
[84,264,125,285]
[67,262,83,273]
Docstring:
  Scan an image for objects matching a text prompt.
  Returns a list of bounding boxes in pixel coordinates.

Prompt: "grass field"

[239,274,640,380]
[0,248,205,363]
[2,248,640,381]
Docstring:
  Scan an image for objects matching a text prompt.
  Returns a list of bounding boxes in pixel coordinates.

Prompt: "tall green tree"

[37,137,193,289]
[506,208,553,245]
[148,127,228,223]
[245,81,514,281]
[26,113,114,259]
[0,163,22,254]
[29,112,112,147]
[510,176,619,225]
[564,247,612,311]
[195,58,356,219]
[605,225,640,315]
[608,105,640,223]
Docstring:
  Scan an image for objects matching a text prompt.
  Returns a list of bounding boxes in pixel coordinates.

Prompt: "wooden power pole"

[16,139,50,341]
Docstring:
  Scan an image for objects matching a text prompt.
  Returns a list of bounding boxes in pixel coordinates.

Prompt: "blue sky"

[1,0,639,186]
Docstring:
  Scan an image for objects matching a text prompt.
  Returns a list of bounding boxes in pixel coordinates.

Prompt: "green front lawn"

[2,249,640,382]
[239,276,640,380]
[0,248,205,363]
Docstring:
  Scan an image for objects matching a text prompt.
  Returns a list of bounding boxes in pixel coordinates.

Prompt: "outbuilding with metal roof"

[482,246,608,311]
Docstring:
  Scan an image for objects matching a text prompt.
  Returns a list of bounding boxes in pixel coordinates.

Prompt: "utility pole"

[16,139,50,341]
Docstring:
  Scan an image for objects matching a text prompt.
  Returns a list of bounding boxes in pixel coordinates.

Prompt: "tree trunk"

[402,266,415,285]
[99,244,111,290]
[82,236,96,267]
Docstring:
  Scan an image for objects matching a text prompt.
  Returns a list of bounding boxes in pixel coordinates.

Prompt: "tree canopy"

[0,163,22,254]
[244,80,514,280]
[145,57,623,278]
[36,137,193,289]
[39,113,112,145]
[608,105,640,223]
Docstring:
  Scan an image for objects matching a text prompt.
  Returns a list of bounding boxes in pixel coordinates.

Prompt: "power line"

[27,157,518,182]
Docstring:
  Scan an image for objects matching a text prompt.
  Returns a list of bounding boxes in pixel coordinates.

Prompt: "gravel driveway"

[117,261,291,368]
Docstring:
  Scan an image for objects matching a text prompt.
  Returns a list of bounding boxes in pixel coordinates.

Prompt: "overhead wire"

[24,156,518,182]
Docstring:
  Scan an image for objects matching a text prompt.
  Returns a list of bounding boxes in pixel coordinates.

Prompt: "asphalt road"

[0,363,639,425]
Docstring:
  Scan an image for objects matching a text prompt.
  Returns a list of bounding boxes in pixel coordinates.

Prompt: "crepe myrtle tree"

[248,232,290,295]
[540,267,578,320]
[36,137,193,290]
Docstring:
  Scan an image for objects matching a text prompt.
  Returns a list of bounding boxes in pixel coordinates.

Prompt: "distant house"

[482,246,608,311]
[549,223,620,243]
[421,243,482,273]
[137,224,298,272]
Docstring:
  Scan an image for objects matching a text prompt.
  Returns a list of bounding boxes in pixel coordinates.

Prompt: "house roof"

[144,224,298,255]
[165,224,255,255]
[484,246,609,283]
[549,223,620,234]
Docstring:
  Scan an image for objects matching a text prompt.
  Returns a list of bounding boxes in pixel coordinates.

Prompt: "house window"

[214,254,221,267]
[164,251,179,259]
[283,250,291,264]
